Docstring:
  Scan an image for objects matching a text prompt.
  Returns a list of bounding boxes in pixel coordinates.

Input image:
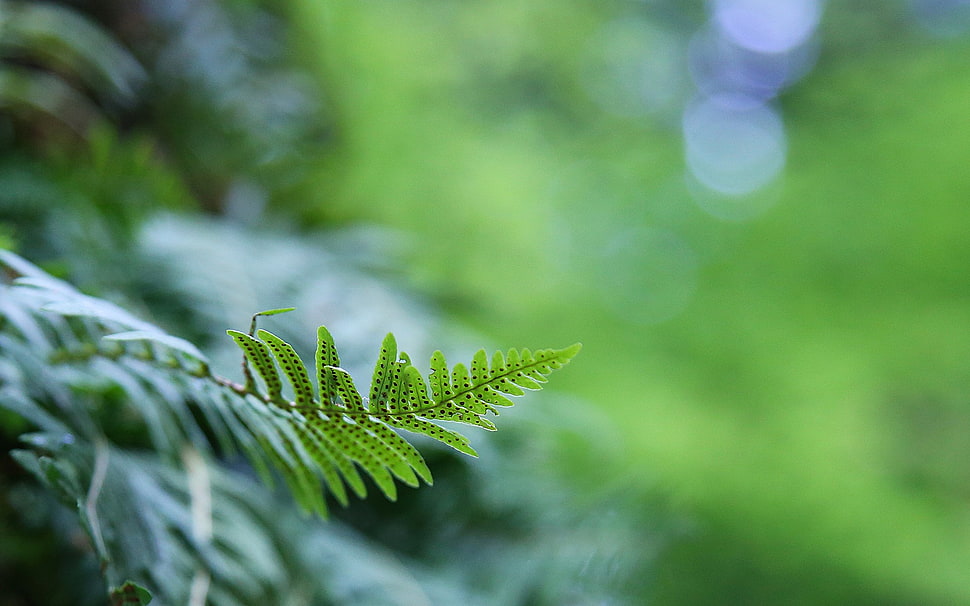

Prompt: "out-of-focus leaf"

[104,330,209,365]
[0,0,146,105]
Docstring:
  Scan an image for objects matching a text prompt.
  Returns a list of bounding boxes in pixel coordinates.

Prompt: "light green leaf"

[385,414,478,457]
[316,325,340,403]
[253,307,296,317]
[326,366,365,411]
[227,330,283,402]
[256,329,316,407]
[368,332,396,408]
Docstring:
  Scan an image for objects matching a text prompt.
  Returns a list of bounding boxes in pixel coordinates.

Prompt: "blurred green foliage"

[2,0,970,604]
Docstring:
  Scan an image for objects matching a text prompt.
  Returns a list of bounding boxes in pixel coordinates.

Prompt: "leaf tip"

[255,307,296,317]
[561,342,582,359]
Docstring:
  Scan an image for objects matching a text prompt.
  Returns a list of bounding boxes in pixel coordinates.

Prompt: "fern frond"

[226,322,580,499]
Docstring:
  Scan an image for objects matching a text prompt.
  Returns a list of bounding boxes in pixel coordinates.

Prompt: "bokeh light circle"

[682,94,786,197]
[713,0,822,54]
[688,25,820,100]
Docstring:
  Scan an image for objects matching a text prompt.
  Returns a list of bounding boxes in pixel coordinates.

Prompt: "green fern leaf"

[225,327,412,503]
[224,320,578,505]
[311,414,399,499]
[325,366,366,412]
[352,416,432,484]
[406,366,496,429]
[316,325,340,404]
[257,329,316,407]
[226,330,284,403]
[372,343,582,455]
[368,332,397,409]
[385,413,479,456]
[299,418,367,503]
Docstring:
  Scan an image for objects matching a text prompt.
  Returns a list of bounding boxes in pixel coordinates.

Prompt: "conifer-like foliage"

[0,249,579,602]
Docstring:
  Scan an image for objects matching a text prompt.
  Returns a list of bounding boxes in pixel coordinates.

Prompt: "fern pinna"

[225,309,581,512]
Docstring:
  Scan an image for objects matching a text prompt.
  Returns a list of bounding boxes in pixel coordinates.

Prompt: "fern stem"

[188,571,212,606]
[289,404,434,419]
[182,447,212,606]
[86,437,111,574]
[209,375,256,398]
